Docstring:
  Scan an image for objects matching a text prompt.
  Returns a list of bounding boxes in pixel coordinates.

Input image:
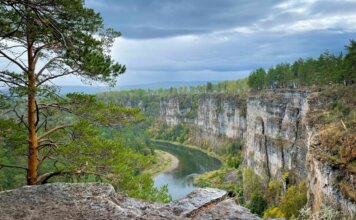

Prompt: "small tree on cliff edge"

[0,0,126,185]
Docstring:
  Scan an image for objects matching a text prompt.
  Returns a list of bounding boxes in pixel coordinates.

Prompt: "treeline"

[99,78,248,103]
[248,40,356,90]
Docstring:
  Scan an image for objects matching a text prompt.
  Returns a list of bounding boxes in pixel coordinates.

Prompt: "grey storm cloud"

[84,0,356,86]
[86,0,281,39]
[2,0,355,86]
[86,0,356,39]
[52,1,356,85]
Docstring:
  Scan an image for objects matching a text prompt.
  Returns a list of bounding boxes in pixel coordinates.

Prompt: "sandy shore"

[149,150,179,176]
[161,151,179,173]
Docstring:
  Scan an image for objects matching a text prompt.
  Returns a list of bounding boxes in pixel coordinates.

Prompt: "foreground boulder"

[0,183,261,220]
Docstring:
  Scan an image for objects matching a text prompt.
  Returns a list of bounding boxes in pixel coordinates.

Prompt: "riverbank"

[146,150,179,176]
[152,139,242,199]
[151,139,224,163]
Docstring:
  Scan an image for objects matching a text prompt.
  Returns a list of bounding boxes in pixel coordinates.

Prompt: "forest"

[248,41,356,90]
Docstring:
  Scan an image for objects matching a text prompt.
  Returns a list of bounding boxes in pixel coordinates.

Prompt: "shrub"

[248,192,268,215]
[279,181,308,219]
[266,180,283,206]
[227,155,241,169]
[263,207,285,219]
[243,168,263,202]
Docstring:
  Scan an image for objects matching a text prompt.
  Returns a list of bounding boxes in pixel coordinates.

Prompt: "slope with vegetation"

[97,41,356,219]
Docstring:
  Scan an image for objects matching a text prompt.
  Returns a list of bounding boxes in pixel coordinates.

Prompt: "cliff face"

[159,91,311,182]
[244,91,310,183]
[160,97,184,126]
[305,87,356,217]
[158,89,355,217]
[160,94,246,139]
[307,155,356,216]
[196,95,246,139]
[0,183,261,220]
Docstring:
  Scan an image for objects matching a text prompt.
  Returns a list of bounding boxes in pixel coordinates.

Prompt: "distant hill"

[58,81,212,95]
[1,81,216,95]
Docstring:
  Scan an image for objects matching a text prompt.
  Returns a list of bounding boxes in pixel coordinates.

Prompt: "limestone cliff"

[157,88,355,217]
[244,90,310,183]
[305,87,356,217]
[244,89,355,217]
[307,155,356,217]
[0,183,261,220]
[159,94,246,139]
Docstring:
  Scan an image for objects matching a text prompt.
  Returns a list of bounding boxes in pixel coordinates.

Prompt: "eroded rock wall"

[128,89,356,216]
[307,155,356,217]
[160,97,182,126]
[159,94,247,139]
[244,91,310,183]
[244,90,355,217]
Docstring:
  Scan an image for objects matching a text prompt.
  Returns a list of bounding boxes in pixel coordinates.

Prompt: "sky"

[3,0,356,87]
[83,0,356,87]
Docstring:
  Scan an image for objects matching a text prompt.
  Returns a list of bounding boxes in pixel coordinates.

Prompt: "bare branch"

[36,57,61,78]
[37,124,72,141]
[0,50,27,72]
[36,71,75,87]
[0,70,28,85]
[35,100,40,128]
[11,102,29,129]
[37,170,106,185]
[38,142,58,150]
[0,163,27,171]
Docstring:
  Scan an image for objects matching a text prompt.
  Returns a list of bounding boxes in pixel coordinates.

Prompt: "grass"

[306,85,356,207]
[339,182,356,203]
[307,85,356,172]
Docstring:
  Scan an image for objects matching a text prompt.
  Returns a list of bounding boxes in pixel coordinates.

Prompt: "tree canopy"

[0,0,131,187]
[248,41,356,90]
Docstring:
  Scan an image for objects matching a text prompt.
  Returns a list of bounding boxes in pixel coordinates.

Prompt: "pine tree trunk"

[27,40,38,185]
[27,79,38,185]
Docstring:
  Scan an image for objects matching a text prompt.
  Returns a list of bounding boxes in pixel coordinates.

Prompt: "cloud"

[87,0,356,39]
[86,0,280,39]
[112,29,353,85]
[3,1,355,87]
[96,0,355,86]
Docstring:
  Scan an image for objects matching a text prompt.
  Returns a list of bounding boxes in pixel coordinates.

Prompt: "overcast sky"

[52,0,356,86]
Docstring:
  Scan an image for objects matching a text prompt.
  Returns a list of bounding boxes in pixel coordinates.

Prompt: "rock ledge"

[0,183,261,220]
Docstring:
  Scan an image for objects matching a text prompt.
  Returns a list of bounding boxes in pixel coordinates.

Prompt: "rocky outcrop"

[160,97,184,126]
[244,89,356,217]
[196,95,246,139]
[119,88,356,217]
[244,90,310,183]
[0,183,261,220]
[307,156,356,217]
[160,94,246,139]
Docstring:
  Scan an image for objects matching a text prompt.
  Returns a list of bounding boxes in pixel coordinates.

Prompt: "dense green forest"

[248,41,356,90]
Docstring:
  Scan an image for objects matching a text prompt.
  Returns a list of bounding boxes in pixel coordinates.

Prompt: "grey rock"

[0,183,261,220]
[222,171,239,183]
[244,90,310,183]
[160,94,247,139]
[193,199,261,220]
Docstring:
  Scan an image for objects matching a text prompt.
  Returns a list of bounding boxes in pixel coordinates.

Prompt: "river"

[153,141,222,200]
